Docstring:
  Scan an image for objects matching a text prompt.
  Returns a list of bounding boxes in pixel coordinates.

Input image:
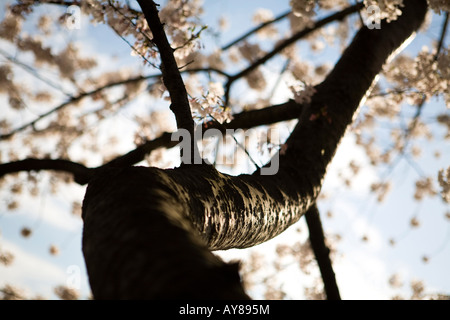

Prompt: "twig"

[0,75,146,140]
[136,1,194,134]
[0,48,71,96]
[137,0,199,163]
[203,99,302,132]
[0,68,230,141]
[434,12,449,62]
[305,204,341,300]
[399,13,448,155]
[223,2,364,106]
[0,99,304,185]
[0,158,93,185]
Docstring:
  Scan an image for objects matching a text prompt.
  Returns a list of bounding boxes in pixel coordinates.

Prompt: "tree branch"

[0,75,147,140]
[0,99,303,185]
[0,158,93,185]
[105,99,304,169]
[102,131,175,168]
[305,204,340,300]
[221,9,291,51]
[435,12,449,60]
[137,1,196,147]
[0,66,229,141]
[224,2,364,105]
[205,99,301,130]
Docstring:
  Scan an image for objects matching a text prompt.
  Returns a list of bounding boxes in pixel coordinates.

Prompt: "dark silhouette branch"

[435,12,449,60]
[221,9,291,51]
[205,99,301,131]
[98,100,304,170]
[224,2,364,105]
[305,204,341,300]
[137,1,195,138]
[0,67,229,141]
[0,158,93,185]
[0,99,304,184]
[0,75,147,141]
[102,131,175,168]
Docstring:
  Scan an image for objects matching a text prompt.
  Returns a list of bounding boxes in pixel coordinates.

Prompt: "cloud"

[0,239,68,298]
[324,133,379,195]
[334,251,392,299]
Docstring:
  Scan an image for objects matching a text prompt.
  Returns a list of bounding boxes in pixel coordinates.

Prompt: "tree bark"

[82,0,428,299]
[305,204,340,300]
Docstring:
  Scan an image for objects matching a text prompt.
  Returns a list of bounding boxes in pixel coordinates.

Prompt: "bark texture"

[82,0,428,299]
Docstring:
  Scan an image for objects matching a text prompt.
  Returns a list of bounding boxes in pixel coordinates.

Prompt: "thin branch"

[0,99,303,185]
[399,13,448,154]
[0,48,71,96]
[267,58,291,100]
[111,26,159,69]
[0,67,229,141]
[104,100,304,171]
[204,99,302,132]
[305,203,341,300]
[137,0,200,164]
[0,75,146,140]
[102,131,175,168]
[183,67,231,78]
[137,1,195,135]
[0,158,93,185]
[224,2,364,105]
[232,2,363,79]
[435,12,449,61]
[221,9,291,51]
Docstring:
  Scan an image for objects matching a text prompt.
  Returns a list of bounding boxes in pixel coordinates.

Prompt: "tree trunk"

[82,0,427,299]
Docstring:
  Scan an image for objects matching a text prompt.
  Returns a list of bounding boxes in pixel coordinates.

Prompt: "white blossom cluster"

[384,47,450,106]
[159,0,204,60]
[0,7,22,41]
[427,0,450,14]
[289,81,316,105]
[190,82,232,124]
[414,176,437,201]
[78,0,156,62]
[252,8,278,39]
[238,41,265,63]
[252,8,273,24]
[438,167,450,203]
[289,0,316,18]
[288,2,315,33]
[364,0,404,23]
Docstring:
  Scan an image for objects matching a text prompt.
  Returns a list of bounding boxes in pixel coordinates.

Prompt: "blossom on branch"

[289,81,316,104]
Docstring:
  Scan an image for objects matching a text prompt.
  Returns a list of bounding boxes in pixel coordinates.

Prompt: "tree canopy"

[0,0,449,300]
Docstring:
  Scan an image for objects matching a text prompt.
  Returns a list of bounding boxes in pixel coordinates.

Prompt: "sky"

[0,0,449,300]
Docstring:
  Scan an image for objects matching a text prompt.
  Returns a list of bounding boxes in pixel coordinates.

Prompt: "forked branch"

[137,0,199,163]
